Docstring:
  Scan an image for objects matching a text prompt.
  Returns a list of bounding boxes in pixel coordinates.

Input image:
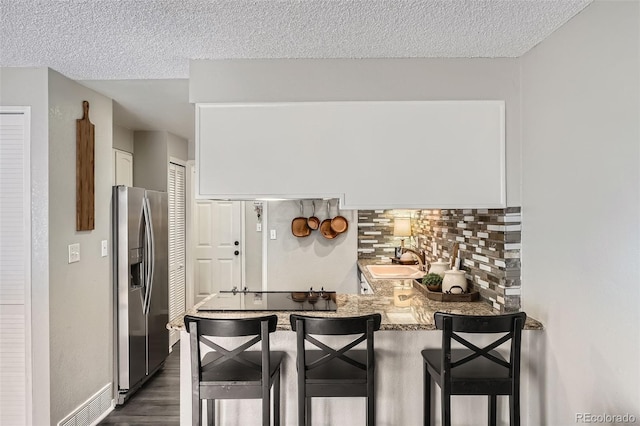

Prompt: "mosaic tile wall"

[358,208,522,313]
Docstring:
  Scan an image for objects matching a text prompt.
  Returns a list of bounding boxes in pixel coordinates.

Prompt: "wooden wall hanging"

[76,100,95,231]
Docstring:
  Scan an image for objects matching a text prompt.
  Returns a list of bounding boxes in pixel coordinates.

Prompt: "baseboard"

[57,383,113,426]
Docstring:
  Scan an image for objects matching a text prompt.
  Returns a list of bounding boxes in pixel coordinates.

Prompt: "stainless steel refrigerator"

[113,185,169,405]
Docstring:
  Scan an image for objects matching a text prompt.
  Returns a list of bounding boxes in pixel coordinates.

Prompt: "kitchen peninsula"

[168,262,541,425]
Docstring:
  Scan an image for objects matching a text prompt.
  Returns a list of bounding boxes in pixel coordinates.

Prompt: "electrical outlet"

[68,243,80,263]
[101,240,108,257]
[270,229,277,240]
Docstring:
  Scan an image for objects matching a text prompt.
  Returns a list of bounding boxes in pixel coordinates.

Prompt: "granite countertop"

[356,259,542,330]
[167,260,543,332]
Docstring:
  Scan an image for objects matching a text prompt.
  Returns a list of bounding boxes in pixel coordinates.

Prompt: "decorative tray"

[413,280,480,302]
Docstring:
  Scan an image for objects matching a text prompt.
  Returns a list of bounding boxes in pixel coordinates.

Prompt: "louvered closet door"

[0,110,31,425]
[168,162,186,347]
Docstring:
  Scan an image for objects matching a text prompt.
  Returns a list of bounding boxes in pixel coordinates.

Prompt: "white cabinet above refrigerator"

[196,101,505,209]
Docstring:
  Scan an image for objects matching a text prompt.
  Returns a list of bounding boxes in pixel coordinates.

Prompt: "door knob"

[234,250,239,256]
[234,241,239,246]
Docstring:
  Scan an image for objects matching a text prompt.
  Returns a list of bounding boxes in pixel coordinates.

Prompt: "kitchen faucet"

[401,247,427,271]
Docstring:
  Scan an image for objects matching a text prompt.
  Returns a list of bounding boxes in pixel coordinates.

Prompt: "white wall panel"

[521,2,639,423]
[197,101,505,209]
[46,69,113,425]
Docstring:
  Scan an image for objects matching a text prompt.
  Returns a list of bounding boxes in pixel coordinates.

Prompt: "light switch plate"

[68,243,80,263]
[101,240,108,257]
[270,229,277,240]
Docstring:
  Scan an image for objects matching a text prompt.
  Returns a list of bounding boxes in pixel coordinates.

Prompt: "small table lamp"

[393,217,412,249]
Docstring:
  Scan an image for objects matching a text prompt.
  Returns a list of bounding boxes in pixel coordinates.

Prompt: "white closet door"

[0,110,31,425]
[168,162,186,347]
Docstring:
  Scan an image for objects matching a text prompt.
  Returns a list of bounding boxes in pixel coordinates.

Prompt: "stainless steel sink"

[366,264,424,279]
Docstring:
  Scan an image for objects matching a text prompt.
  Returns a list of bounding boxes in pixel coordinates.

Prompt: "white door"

[193,201,242,306]
[113,149,133,186]
[0,109,31,425]
[168,162,186,347]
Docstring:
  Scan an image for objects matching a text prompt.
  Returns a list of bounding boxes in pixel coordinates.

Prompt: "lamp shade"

[393,218,412,237]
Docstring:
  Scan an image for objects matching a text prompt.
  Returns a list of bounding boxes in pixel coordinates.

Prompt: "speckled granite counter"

[167,259,542,331]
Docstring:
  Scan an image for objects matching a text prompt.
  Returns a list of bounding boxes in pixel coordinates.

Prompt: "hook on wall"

[253,202,263,221]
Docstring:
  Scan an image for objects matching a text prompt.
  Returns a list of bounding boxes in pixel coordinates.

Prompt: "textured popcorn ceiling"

[1,0,592,80]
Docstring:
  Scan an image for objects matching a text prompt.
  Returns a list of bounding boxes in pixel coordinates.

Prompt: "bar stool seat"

[304,350,368,384]
[200,351,284,385]
[422,349,512,381]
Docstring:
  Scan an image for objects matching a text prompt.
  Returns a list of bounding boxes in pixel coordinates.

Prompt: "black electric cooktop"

[198,289,338,312]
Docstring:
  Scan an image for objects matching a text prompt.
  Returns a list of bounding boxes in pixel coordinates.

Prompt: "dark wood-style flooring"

[100,345,180,425]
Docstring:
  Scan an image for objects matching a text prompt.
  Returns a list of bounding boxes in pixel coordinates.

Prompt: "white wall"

[244,202,263,290]
[47,69,114,425]
[521,2,639,424]
[134,130,188,191]
[266,200,358,293]
[167,131,188,161]
[190,58,522,206]
[0,67,51,426]
[188,137,195,161]
[113,124,134,153]
[133,130,168,191]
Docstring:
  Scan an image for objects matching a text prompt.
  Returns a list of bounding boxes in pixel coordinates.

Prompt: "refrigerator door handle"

[141,199,148,313]
[144,197,156,314]
[142,197,152,314]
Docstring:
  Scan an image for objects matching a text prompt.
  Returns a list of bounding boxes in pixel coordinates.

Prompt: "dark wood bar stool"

[422,312,527,426]
[184,315,284,426]
[290,313,382,426]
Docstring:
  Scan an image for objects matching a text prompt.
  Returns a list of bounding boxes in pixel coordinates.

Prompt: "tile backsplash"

[358,208,521,313]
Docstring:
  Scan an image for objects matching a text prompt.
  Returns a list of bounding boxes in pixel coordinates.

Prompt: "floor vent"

[57,383,113,426]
